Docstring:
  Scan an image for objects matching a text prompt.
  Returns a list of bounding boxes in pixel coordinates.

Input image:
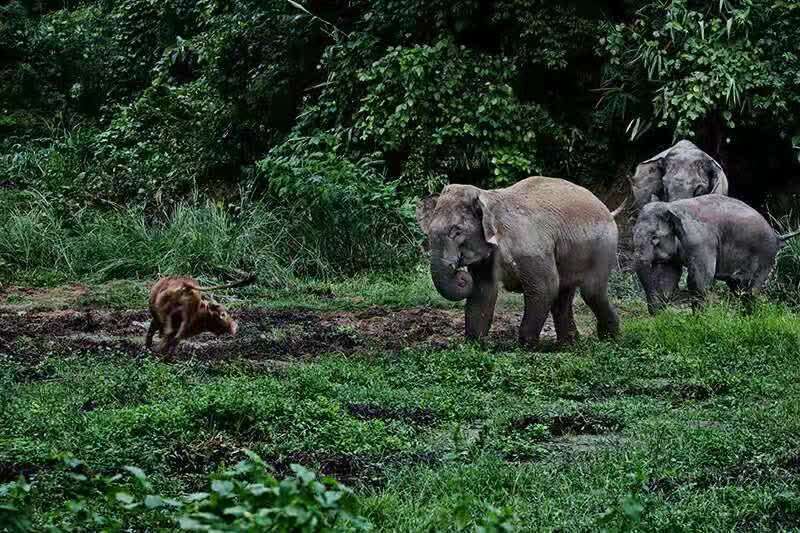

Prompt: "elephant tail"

[778,228,800,243]
[610,198,629,219]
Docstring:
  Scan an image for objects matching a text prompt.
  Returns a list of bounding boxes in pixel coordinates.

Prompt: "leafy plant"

[601,0,800,144]
[352,39,542,189]
[0,453,370,532]
[177,452,369,532]
[258,130,418,272]
[0,478,32,533]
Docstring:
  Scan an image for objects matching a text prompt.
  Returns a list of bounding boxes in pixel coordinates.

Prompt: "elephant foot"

[464,335,487,348]
[555,331,579,347]
[518,334,541,351]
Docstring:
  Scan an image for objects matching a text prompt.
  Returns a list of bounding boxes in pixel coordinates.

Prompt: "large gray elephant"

[632,195,799,313]
[630,140,728,210]
[416,177,620,346]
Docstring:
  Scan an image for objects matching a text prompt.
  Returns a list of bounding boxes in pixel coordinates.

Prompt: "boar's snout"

[206,301,237,336]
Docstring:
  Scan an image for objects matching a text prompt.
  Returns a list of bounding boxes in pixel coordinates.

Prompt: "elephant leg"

[465,261,498,341]
[518,260,559,348]
[550,286,578,345]
[638,262,681,315]
[686,257,716,312]
[580,278,619,340]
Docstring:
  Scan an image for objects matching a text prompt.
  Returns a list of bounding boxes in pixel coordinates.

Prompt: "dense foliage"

[0,453,371,531]
[1,0,799,279]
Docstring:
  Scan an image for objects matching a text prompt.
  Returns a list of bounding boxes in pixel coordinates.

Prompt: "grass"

[0,191,419,287]
[0,266,456,312]
[2,273,800,531]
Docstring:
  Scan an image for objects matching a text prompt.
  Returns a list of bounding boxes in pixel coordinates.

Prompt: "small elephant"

[416,177,621,346]
[632,195,799,313]
[630,140,728,210]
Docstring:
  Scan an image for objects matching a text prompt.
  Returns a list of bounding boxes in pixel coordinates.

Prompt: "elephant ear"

[630,148,670,209]
[706,158,729,196]
[664,208,689,244]
[476,192,499,246]
[666,209,703,250]
[415,194,440,236]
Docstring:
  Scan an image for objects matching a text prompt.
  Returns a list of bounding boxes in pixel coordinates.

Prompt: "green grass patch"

[3,299,800,530]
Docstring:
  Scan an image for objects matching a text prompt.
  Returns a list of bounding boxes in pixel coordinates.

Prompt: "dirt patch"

[572,378,731,405]
[783,453,800,474]
[346,403,438,426]
[0,309,149,341]
[511,413,623,437]
[0,284,89,312]
[645,477,681,498]
[0,461,49,483]
[267,450,440,487]
[167,434,244,478]
[674,382,731,401]
[1,305,554,363]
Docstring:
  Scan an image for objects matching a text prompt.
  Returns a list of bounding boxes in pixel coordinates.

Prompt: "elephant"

[632,195,800,313]
[416,176,621,346]
[630,140,729,210]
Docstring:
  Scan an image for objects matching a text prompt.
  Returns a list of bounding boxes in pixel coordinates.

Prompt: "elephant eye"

[450,226,462,238]
[694,185,706,196]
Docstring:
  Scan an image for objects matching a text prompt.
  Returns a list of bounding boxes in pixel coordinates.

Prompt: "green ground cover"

[2,274,799,531]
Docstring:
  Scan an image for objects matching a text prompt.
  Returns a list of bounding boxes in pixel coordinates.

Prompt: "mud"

[0,461,47,483]
[784,453,800,473]
[1,305,549,364]
[167,434,244,478]
[560,378,732,404]
[346,403,438,426]
[511,413,623,437]
[0,284,89,312]
[267,450,440,487]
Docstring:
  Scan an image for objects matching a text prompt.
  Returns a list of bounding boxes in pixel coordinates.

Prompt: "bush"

[257,131,418,272]
[90,80,235,206]
[0,453,370,532]
[0,127,99,214]
[329,38,548,190]
[0,190,417,284]
[768,238,800,308]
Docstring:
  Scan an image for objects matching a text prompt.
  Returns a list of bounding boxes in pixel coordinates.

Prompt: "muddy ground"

[0,303,556,363]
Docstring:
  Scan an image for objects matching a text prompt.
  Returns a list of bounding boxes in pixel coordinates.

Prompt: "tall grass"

[768,236,800,307]
[0,193,418,285]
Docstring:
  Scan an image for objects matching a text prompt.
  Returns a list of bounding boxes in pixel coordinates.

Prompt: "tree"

[600,0,800,162]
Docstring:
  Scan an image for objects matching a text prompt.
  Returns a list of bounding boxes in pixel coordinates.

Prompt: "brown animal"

[146,274,255,353]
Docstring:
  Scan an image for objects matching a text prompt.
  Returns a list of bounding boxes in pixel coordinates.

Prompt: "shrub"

[0,477,32,533]
[768,238,800,308]
[90,80,235,207]
[176,452,369,532]
[0,453,370,532]
[0,127,99,214]
[257,130,418,273]
[351,39,545,189]
[0,190,416,284]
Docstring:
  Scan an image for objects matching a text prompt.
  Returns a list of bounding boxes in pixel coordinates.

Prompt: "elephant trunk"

[430,244,474,302]
[636,261,679,315]
[635,262,662,315]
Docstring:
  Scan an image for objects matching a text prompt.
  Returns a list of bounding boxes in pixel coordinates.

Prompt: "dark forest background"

[2,0,799,281]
